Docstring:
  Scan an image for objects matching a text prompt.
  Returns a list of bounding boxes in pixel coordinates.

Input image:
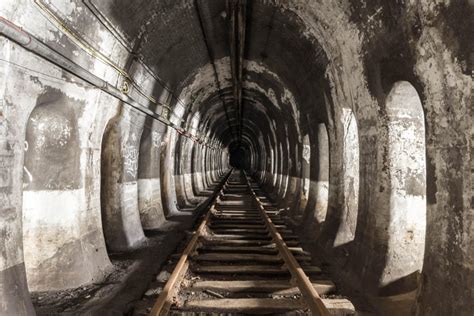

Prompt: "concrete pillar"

[174,136,187,209]
[333,108,359,247]
[202,146,211,189]
[160,129,181,216]
[298,137,311,215]
[101,109,146,251]
[413,37,473,313]
[302,124,330,238]
[190,144,199,195]
[314,123,330,223]
[175,136,201,207]
[275,142,285,200]
[285,140,301,211]
[191,144,204,197]
[376,82,426,290]
[23,87,114,291]
[137,119,166,229]
[0,42,35,314]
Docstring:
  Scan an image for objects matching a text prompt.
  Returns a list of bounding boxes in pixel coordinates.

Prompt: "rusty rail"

[149,170,232,316]
[244,171,331,316]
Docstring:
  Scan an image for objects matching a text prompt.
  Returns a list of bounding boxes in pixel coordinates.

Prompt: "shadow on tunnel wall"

[100,108,147,252]
[325,80,428,314]
[23,86,112,292]
[137,116,167,229]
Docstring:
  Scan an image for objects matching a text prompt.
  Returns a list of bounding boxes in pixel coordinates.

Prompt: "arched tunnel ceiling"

[92,0,331,149]
[0,1,472,314]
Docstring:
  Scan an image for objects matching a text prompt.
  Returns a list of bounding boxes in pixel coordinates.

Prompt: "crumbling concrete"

[0,0,471,315]
[138,119,167,229]
[22,86,114,291]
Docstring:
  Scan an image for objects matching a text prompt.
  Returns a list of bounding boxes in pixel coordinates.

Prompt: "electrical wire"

[27,1,220,148]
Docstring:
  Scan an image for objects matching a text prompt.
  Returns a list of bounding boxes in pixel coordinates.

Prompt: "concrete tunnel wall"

[0,0,472,315]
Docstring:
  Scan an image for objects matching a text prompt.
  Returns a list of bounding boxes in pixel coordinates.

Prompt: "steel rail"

[149,170,232,316]
[244,171,331,316]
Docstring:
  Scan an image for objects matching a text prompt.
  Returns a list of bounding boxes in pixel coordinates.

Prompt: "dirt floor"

[30,187,375,315]
[297,231,376,315]
[31,212,198,316]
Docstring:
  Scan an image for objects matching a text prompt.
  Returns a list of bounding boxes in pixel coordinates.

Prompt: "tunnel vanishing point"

[0,0,472,315]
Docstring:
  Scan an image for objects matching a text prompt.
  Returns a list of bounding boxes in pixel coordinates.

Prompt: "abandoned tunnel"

[0,0,472,315]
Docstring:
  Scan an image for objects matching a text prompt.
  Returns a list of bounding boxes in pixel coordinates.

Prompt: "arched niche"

[100,111,146,252]
[159,128,182,217]
[301,123,329,239]
[334,108,360,247]
[175,112,204,207]
[297,134,311,217]
[274,142,284,197]
[137,119,166,229]
[269,147,275,187]
[173,133,195,209]
[23,87,110,291]
[279,136,292,205]
[379,81,426,290]
[314,123,330,223]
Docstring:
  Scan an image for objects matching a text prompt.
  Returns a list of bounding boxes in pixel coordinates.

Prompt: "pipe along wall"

[0,1,472,315]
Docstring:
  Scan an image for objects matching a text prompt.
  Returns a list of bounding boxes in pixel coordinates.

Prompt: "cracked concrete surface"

[0,0,472,315]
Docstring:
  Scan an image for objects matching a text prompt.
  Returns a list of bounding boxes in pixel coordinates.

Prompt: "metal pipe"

[83,0,190,109]
[0,17,170,122]
[0,17,219,149]
[0,16,221,149]
[34,0,182,112]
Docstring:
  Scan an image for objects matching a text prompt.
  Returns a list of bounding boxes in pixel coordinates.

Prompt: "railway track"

[148,170,355,315]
